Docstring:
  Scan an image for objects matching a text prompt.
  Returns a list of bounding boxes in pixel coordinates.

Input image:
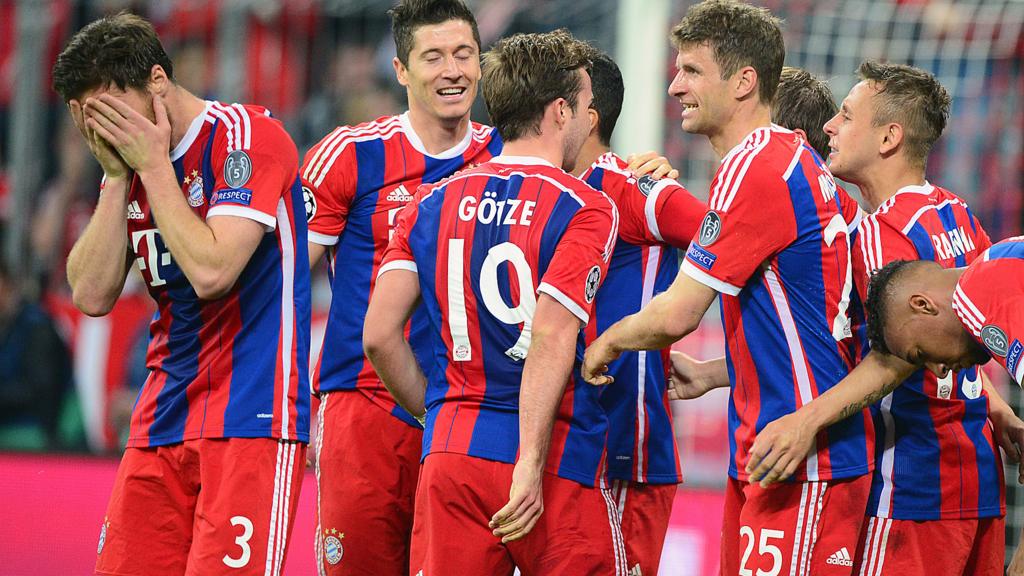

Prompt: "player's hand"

[989,401,1024,484]
[84,93,172,176]
[626,151,679,181]
[746,411,816,488]
[667,351,712,400]
[69,99,129,180]
[582,336,620,386]
[489,460,544,543]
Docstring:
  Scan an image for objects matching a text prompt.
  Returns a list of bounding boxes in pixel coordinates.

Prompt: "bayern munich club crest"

[698,211,722,247]
[321,528,345,565]
[187,175,205,207]
[981,324,1009,357]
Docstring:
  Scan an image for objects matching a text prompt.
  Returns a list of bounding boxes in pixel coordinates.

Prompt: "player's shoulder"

[207,101,297,162]
[310,114,403,151]
[469,121,498,144]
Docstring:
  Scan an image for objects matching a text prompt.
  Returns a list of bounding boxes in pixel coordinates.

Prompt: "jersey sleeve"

[537,195,618,325]
[613,175,705,249]
[207,110,299,230]
[680,163,797,296]
[968,207,992,253]
[299,128,358,246]
[378,188,422,277]
[955,261,1024,385]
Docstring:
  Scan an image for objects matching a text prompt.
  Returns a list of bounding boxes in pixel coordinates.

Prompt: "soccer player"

[364,30,626,574]
[299,1,499,573]
[583,2,873,574]
[574,52,706,576]
[54,13,310,576]
[862,241,1024,574]
[746,61,1021,575]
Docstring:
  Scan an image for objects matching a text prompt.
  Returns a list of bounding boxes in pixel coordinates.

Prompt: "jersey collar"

[720,124,786,165]
[398,111,474,160]
[170,100,212,162]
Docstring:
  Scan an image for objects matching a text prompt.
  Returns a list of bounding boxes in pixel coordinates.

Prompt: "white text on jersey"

[458,192,536,227]
[931,225,976,260]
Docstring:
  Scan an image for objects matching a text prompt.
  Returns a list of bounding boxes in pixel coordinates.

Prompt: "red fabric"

[720,475,871,576]
[96,438,305,576]
[314,391,422,575]
[410,452,625,575]
[610,480,676,575]
[852,516,1004,575]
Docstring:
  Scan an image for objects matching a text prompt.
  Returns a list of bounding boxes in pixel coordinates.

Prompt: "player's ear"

[733,66,758,101]
[148,64,170,96]
[393,56,409,88]
[792,128,809,142]
[879,122,903,156]
[909,293,938,316]
[587,107,599,136]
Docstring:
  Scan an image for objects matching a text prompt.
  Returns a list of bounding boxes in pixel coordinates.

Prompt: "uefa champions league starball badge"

[323,529,344,565]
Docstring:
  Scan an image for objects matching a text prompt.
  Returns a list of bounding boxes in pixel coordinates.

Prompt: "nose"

[442,55,461,78]
[823,113,839,136]
[668,71,685,99]
[925,362,950,378]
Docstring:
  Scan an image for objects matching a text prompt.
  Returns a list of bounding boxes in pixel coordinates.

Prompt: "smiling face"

[667,43,734,137]
[822,80,885,182]
[394,19,480,125]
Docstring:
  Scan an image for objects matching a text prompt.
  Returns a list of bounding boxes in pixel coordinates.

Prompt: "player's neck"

[164,86,207,153]
[854,162,927,212]
[405,109,469,156]
[708,104,772,159]
[501,135,564,170]
[572,138,608,177]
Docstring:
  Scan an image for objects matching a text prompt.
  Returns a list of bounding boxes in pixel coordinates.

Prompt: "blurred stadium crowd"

[0,0,1020,482]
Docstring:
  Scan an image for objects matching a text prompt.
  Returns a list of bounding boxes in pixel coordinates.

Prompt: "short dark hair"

[52,12,174,102]
[481,29,598,142]
[589,53,624,147]
[671,0,785,105]
[389,0,481,67]
[773,67,836,160]
[865,259,931,354]
[857,60,951,167]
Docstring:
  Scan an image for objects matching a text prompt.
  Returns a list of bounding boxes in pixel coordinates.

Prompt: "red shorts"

[314,391,422,575]
[410,452,627,575]
[609,479,676,575]
[95,437,305,576]
[721,475,870,576]
[853,516,1004,575]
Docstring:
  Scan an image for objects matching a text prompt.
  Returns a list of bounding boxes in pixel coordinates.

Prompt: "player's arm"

[746,350,917,486]
[85,94,267,300]
[301,131,355,271]
[490,294,582,543]
[583,272,717,385]
[667,352,730,399]
[65,99,132,316]
[981,370,1024,483]
[1010,530,1024,576]
[363,268,426,418]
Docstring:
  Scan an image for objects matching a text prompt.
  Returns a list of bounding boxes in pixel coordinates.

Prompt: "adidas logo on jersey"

[126,200,145,220]
[826,547,853,567]
[386,185,413,203]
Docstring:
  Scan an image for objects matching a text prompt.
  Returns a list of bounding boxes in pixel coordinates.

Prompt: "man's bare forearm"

[366,334,427,417]
[67,175,131,315]
[603,290,702,354]
[519,311,580,469]
[803,351,916,429]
